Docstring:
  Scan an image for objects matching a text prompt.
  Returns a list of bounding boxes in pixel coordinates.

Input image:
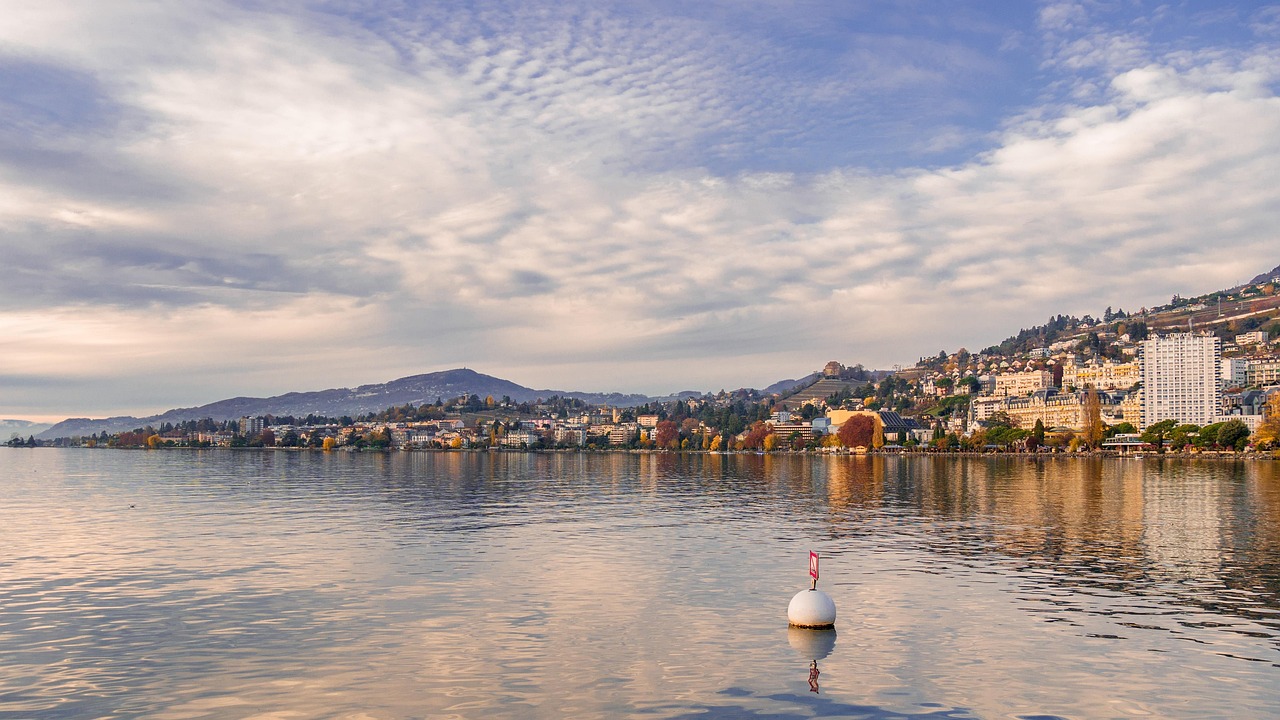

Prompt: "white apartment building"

[1062,360,1140,390]
[1138,333,1221,429]
[992,369,1053,397]
[1222,357,1249,387]
[1236,331,1269,346]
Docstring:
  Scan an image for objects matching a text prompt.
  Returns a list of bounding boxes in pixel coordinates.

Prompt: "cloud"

[0,1,1278,415]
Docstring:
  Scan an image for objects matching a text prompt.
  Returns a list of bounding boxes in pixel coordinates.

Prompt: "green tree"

[1167,424,1200,451]
[1216,420,1250,451]
[1106,421,1137,438]
[1140,419,1179,452]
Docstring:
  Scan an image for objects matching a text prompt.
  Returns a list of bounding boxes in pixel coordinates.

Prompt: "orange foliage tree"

[837,415,876,448]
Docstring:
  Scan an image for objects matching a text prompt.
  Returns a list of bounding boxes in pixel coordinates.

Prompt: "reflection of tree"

[822,456,1280,637]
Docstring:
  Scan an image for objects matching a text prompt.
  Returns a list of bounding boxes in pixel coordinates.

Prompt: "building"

[1222,357,1249,387]
[239,416,264,436]
[1139,333,1222,428]
[969,395,1005,423]
[877,411,926,442]
[1236,331,1269,346]
[1247,357,1280,387]
[771,421,814,442]
[992,370,1053,397]
[1002,388,1125,431]
[1062,360,1140,391]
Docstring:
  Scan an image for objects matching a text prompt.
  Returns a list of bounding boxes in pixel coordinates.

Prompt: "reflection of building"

[1139,333,1221,428]
[1142,470,1226,577]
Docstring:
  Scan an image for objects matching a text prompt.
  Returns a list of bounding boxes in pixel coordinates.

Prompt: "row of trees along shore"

[11,386,1280,453]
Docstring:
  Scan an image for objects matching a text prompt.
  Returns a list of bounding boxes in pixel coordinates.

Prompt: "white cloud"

[1,1,1278,416]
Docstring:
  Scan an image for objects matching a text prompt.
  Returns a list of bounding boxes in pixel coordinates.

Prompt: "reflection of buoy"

[787,626,837,659]
[788,588,837,628]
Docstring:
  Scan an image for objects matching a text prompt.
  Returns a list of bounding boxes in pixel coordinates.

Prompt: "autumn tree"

[654,420,679,449]
[1081,386,1104,449]
[742,421,773,450]
[1256,394,1280,449]
[837,415,876,449]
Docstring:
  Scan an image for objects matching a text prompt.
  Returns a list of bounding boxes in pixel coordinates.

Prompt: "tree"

[322,437,338,451]
[837,415,875,449]
[654,420,679,449]
[742,422,772,450]
[1140,419,1178,452]
[1106,421,1137,437]
[1031,419,1046,449]
[1168,424,1200,451]
[1081,386,1104,449]
[1256,394,1280,449]
[1216,420,1250,451]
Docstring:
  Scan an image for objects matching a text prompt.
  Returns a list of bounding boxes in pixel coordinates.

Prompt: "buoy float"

[788,587,836,628]
[788,551,836,629]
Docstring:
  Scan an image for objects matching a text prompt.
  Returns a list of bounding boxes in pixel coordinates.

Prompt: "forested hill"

[38,369,653,439]
[978,264,1280,358]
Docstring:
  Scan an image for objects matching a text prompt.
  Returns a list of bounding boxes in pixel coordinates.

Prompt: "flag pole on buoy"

[788,551,836,629]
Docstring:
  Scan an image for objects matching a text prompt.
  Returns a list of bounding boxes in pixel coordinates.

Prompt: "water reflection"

[787,627,836,694]
[2,450,1278,719]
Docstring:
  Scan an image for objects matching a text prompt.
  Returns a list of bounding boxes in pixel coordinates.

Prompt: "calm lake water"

[2,450,1279,719]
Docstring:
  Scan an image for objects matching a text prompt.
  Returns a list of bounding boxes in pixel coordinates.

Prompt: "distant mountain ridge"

[38,369,655,439]
[2,419,52,439]
[1248,264,1280,286]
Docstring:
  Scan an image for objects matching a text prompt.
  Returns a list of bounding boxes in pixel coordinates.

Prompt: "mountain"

[1,419,52,440]
[38,369,652,440]
[1248,264,1280,286]
[762,373,821,395]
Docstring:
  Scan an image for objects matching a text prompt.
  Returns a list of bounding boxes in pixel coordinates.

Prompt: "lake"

[2,449,1279,718]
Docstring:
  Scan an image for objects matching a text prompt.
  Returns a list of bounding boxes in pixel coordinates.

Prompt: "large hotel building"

[1138,333,1222,428]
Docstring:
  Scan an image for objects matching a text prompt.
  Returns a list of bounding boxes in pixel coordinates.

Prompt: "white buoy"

[788,587,837,628]
[789,550,836,628]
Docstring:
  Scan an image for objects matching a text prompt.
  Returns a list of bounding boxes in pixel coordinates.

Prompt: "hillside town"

[13,279,1280,454]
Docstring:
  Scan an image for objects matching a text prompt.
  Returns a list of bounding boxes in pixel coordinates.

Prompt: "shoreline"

[10,445,1278,460]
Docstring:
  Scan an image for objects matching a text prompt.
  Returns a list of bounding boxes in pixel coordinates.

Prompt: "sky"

[2,0,1279,421]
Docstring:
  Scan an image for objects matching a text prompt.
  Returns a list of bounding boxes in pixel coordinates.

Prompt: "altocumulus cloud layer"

[1,0,1278,418]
